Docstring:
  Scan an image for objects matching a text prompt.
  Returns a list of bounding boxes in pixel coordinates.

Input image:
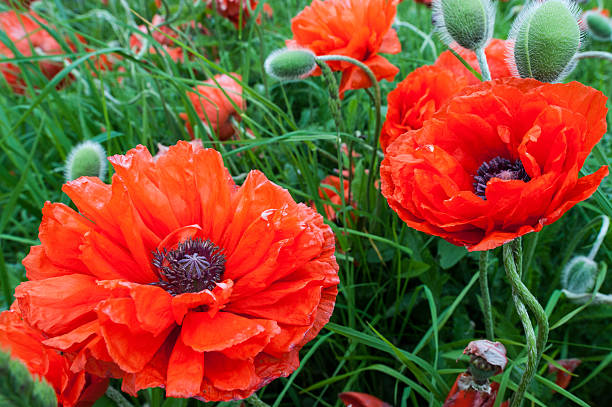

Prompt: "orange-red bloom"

[313,175,353,222]
[0,11,68,93]
[443,374,508,407]
[381,78,609,251]
[0,309,108,407]
[548,359,581,390]
[288,0,401,97]
[15,141,339,401]
[339,392,391,407]
[381,39,512,151]
[130,15,184,62]
[206,0,273,28]
[180,73,244,141]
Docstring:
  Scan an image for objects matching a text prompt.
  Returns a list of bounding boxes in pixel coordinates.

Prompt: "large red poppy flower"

[130,15,184,62]
[288,0,401,97]
[0,309,108,407]
[0,11,68,93]
[339,392,391,407]
[179,73,244,141]
[443,374,508,407]
[381,78,608,251]
[14,141,339,401]
[381,39,512,152]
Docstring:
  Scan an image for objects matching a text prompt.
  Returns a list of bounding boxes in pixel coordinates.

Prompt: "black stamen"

[473,157,530,200]
[151,238,225,296]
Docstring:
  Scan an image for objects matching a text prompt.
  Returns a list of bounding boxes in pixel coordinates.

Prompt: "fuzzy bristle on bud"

[64,140,107,182]
[561,255,598,294]
[432,0,495,51]
[507,0,582,83]
[264,48,317,81]
[583,10,612,41]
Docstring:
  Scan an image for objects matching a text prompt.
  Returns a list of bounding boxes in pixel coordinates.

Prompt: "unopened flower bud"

[464,340,507,386]
[583,10,612,41]
[432,0,495,51]
[64,140,107,182]
[264,48,317,81]
[561,255,597,294]
[508,0,582,83]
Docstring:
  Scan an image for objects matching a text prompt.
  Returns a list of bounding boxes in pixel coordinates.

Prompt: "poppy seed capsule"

[561,255,598,294]
[432,0,495,51]
[584,10,612,41]
[64,140,107,182]
[508,0,581,83]
[264,48,317,81]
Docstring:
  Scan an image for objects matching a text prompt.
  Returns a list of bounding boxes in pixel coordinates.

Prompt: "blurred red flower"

[206,0,273,28]
[339,392,391,407]
[548,359,581,390]
[15,141,339,401]
[381,78,608,251]
[381,39,512,151]
[179,73,244,140]
[288,0,401,97]
[434,39,512,86]
[0,309,108,407]
[130,15,184,62]
[0,11,69,93]
[443,373,508,407]
[313,175,352,223]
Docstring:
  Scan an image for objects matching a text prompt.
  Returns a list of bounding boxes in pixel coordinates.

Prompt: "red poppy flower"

[380,78,609,251]
[287,0,401,97]
[339,392,391,407]
[0,11,68,93]
[434,39,512,86]
[130,15,184,62]
[14,141,339,401]
[444,374,508,407]
[548,358,581,390]
[206,0,273,28]
[0,309,109,407]
[179,73,244,141]
[312,175,353,222]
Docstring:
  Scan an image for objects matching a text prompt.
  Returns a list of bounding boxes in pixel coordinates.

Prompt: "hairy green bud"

[508,0,581,83]
[583,10,612,41]
[561,255,597,294]
[0,350,58,407]
[264,48,317,81]
[64,140,107,182]
[433,0,495,51]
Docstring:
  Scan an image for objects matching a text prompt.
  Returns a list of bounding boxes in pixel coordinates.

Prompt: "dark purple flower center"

[473,157,530,200]
[151,238,225,296]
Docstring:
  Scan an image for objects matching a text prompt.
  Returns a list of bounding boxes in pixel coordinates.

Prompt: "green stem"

[105,386,134,407]
[245,393,271,407]
[315,55,382,209]
[575,51,612,62]
[315,60,344,133]
[503,240,549,407]
[475,47,491,81]
[479,251,495,340]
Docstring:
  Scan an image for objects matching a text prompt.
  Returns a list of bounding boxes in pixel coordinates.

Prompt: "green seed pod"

[561,255,597,294]
[508,0,582,83]
[432,0,495,51]
[30,380,58,407]
[264,48,317,81]
[583,10,612,41]
[8,358,34,401]
[64,140,107,182]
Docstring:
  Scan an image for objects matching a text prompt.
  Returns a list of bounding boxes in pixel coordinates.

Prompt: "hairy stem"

[479,251,495,340]
[575,51,612,62]
[245,393,272,407]
[475,47,491,81]
[105,386,134,407]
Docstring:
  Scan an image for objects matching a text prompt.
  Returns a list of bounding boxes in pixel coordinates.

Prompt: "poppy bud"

[583,10,612,41]
[432,0,495,51]
[508,0,582,83]
[561,255,597,294]
[64,140,107,182]
[0,350,57,407]
[464,340,507,387]
[264,48,317,81]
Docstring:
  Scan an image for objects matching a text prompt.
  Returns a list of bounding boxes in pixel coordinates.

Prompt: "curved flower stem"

[316,55,382,207]
[479,251,495,340]
[315,60,344,133]
[575,51,612,62]
[105,386,134,407]
[245,393,272,407]
[503,240,549,407]
[475,47,491,81]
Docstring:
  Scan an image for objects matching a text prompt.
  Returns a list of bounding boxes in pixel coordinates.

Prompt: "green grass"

[1,0,611,406]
